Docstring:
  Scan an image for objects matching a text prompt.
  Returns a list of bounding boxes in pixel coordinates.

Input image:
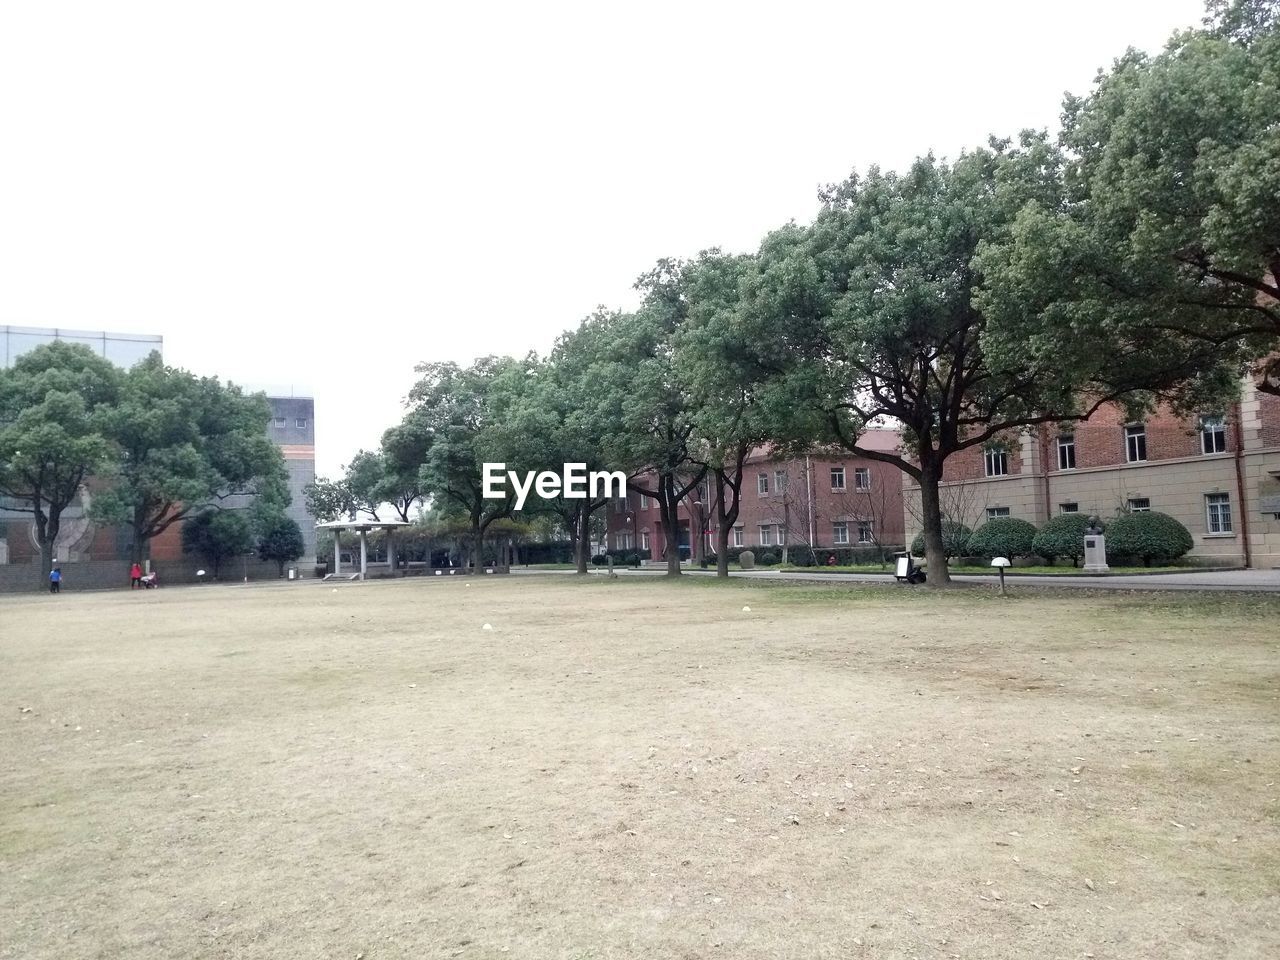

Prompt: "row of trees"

[322,1,1275,585]
[0,342,294,583]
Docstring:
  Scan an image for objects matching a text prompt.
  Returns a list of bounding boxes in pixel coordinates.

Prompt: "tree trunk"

[917,461,951,587]
[575,508,590,575]
[659,474,682,577]
[715,522,731,578]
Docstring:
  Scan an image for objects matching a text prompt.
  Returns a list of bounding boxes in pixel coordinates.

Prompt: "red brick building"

[607,429,905,559]
[902,377,1280,568]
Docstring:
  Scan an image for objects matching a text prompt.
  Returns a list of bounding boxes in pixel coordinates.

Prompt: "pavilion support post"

[387,533,396,576]
[334,530,342,576]
[359,529,368,581]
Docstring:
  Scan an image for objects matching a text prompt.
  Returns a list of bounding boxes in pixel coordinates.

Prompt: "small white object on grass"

[742,606,751,612]
[482,623,493,631]
[196,569,206,577]
[465,583,471,588]
[332,588,338,592]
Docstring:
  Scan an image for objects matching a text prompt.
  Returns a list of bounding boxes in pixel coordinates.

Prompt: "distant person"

[141,568,159,589]
[49,567,62,594]
[130,561,143,589]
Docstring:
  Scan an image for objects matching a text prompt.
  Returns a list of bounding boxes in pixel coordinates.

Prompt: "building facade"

[901,378,1280,568]
[606,431,906,558]
[266,396,318,561]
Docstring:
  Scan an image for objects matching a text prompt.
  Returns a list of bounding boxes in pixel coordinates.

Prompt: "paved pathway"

[513,566,1280,593]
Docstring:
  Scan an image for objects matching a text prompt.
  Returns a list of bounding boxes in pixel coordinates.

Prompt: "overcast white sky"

[1,0,1205,475]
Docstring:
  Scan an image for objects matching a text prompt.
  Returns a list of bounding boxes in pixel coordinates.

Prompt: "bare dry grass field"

[2,576,1278,959]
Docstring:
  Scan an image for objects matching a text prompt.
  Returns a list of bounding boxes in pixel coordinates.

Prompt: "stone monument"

[1082,516,1109,573]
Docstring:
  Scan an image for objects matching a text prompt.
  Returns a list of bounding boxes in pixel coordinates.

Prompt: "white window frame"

[1127,497,1151,512]
[1059,502,1079,514]
[758,524,773,546]
[272,417,286,428]
[984,448,1009,477]
[1125,424,1147,463]
[856,520,874,544]
[854,467,871,490]
[832,521,849,545]
[295,418,308,429]
[757,473,769,495]
[640,531,650,551]
[775,469,787,492]
[830,466,846,491]
[1205,493,1233,533]
[732,525,744,547]
[986,506,1011,519]
[1057,434,1076,470]
[1200,416,1227,455]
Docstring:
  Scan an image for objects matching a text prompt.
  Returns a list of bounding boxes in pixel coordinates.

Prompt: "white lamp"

[991,556,1011,595]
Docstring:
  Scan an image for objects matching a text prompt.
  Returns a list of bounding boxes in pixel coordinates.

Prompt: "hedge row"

[908,511,1194,566]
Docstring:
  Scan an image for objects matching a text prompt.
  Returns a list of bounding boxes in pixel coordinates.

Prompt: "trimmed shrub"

[1105,511,1194,566]
[591,548,652,566]
[909,522,973,558]
[756,550,779,566]
[1031,513,1093,565]
[966,517,1037,559]
[738,550,755,569]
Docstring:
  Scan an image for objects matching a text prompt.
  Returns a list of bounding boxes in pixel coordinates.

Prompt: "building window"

[758,524,773,546]
[614,496,627,514]
[1200,416,1226,455]
[984,447,1009,477]
[1205,493,1233,533]
[1125,424,1147,463]
[832,521,849,544]
[640,531,650,551]
[732,525,744,547]
[854,467,871,490]
[986,506,1011,519]
[1127,497,1151,512]
[830,466,846,491]
[614,531,633,550]
[272,417,286,428]
[1059,502,1079,514]
[775,469,787,493]
[757,473,769,495]
[295,418,308,429]
[1057,434,1076,470]
[856,521,874,544]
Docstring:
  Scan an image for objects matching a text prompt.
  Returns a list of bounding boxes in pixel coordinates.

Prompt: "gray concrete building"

[266,396,318,562]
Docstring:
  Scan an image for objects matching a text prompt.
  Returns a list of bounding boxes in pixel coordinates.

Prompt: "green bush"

[1105,511,1194,566]
[966,517,1037,558]
[909,522,973,558]
[1030,513,1093,565]
[756,550,779,565]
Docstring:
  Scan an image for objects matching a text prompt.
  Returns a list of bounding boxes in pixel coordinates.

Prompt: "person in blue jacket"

[49,567,61,594]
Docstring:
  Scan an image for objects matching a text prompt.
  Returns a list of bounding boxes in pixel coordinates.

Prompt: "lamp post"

[991,556,1011,596]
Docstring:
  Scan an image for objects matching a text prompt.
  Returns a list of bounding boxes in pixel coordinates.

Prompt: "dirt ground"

[2,576,1278,959]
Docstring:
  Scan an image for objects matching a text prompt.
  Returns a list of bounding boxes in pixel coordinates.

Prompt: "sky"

[1,0,1207,475]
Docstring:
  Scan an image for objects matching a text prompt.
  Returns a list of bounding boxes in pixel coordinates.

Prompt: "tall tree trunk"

[575,507,590,575]
[918,460,951,587]
[659,474,682,577]
[715,515,731,578]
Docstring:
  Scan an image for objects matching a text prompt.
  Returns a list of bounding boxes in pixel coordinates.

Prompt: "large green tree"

[407,357,526,572]
[977,0,1279,394]
[743,139,1234,585]
[256,508,305,575]
[92,354,287,563]
[674,250,817,577]
[181,508,254,578]
[585,266,710,576]
[0,342,120,582]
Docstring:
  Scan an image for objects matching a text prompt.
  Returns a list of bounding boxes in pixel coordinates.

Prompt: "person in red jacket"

[130,561,143,589]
